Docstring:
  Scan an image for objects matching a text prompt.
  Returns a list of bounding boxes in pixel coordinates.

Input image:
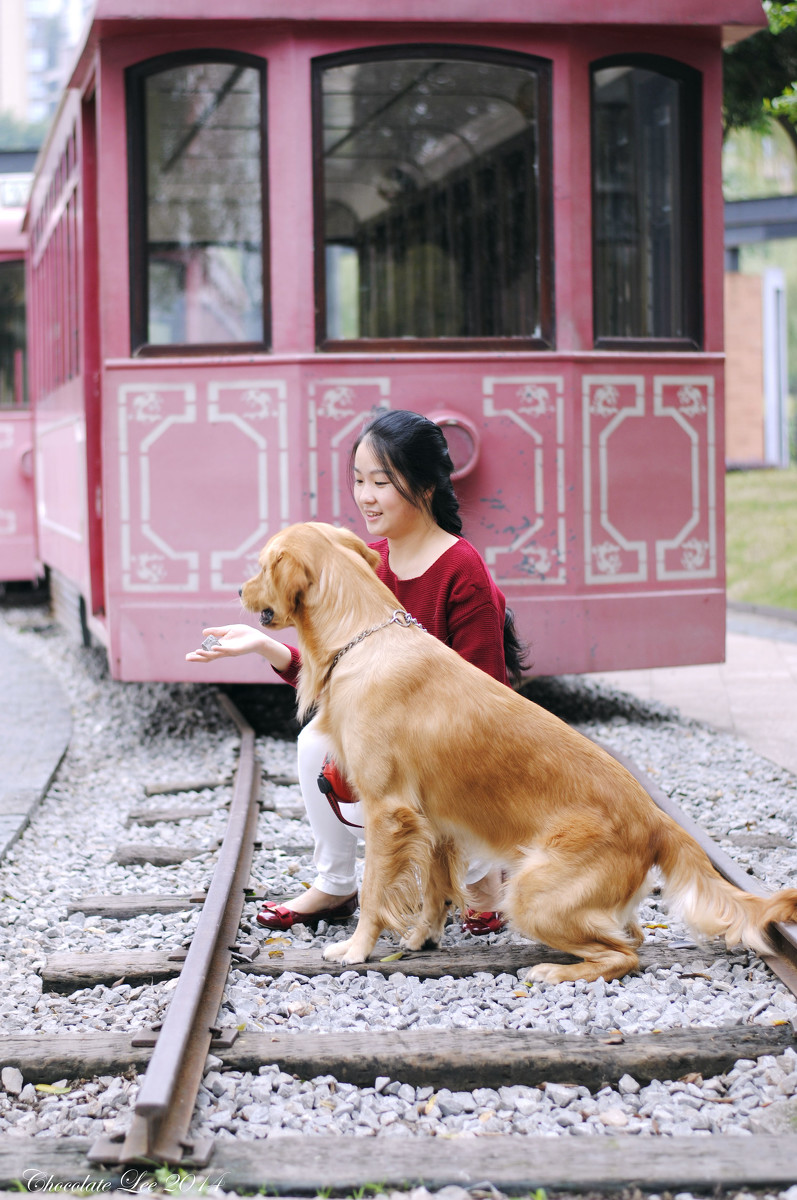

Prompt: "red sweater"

[276,536,508,687]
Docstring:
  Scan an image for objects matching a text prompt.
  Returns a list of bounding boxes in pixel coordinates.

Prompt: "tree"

[724,2,797,154]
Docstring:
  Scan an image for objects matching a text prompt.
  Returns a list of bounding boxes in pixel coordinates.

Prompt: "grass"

[725,467,797,611]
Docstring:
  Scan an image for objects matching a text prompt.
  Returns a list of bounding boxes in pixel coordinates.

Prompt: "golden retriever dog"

[241,521,797,983]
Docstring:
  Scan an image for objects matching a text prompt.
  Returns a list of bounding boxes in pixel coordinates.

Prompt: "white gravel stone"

[1,1067,23,1095]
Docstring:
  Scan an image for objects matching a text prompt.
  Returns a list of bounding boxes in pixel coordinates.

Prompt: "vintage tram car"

[15,0,766,681]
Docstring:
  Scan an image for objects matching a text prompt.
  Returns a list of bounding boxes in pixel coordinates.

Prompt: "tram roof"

[73,0,766,54]
[47,0,766,170]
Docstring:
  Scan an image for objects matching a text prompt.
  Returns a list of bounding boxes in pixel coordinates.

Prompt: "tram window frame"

[127,50,270,356]
[312,45,554,352]
[591,54,703,352]
[0,258,27,408]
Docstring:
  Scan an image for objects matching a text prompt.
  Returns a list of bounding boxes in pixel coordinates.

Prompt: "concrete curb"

[0,627,71,860]
[728,600,797,626]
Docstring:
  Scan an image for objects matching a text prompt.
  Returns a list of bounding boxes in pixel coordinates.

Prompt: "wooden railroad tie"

[39,939,751,990]
[110,841,218,866]
[3,1131,797,1193]
[1,1024,794,1092]
[144,778,230,796]
[66,893,205,919]
[125,806,220,826]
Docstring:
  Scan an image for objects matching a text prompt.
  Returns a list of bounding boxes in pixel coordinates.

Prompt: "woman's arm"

[185,624,293,673]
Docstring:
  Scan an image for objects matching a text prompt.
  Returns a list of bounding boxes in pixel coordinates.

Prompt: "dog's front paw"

[322,937,366,965]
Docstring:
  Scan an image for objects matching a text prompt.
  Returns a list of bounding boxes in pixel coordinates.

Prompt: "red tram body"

[0,209,36,583]
[17,0,766,681]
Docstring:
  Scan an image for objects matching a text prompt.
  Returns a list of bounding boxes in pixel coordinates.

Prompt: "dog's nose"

[238,587,243,597]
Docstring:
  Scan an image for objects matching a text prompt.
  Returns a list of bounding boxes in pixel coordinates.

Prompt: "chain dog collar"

[325,609,426,683]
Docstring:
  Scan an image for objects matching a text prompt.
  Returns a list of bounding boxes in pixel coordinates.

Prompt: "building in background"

[0,0,28,123]
[723,119,797,468]
[0,0,91,129]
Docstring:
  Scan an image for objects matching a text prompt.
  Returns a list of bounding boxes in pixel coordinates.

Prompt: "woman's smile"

[353,439,421,540]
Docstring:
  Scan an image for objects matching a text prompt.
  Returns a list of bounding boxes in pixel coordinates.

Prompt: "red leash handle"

[317,757,363,828]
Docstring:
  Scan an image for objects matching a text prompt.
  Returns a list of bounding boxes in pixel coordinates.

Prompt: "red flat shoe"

[462,909,505,936]
[256,894,358,932]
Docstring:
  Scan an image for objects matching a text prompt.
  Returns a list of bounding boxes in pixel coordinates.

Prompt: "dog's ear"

[271,548,312,615]
[322,524,381,573]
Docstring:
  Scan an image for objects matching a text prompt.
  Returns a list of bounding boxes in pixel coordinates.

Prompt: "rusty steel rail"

[607,746,797,997]
[88,693,261,1167]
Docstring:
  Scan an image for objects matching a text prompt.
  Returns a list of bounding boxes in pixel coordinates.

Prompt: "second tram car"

[18,0,767,681]
[0,198,35,585]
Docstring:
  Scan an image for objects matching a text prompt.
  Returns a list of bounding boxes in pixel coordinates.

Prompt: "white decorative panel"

[482,376,567,586]
[118,383,200,592]
[307,378,390,523]
[117,379,290,593]
[207,381,289,589]
[654,376,717,581]
[582,376,648,585]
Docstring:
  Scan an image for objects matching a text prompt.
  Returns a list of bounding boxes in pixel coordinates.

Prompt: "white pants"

[297,717,491,897]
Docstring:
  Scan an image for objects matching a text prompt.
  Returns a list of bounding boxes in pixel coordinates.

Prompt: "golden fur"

[241,521,797,983]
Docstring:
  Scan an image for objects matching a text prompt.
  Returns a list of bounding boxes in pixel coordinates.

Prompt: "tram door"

[82,92,106,621]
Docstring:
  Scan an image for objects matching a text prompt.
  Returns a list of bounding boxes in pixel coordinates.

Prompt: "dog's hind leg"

[506,853,643,984]
[401,837,463,952]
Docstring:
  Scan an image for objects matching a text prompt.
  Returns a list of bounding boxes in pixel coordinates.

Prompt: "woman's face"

[353,438,425,541]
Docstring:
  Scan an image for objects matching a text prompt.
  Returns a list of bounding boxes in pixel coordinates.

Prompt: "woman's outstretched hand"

[185,624,291,671]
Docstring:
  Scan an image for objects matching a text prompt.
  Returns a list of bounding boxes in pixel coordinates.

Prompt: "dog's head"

[240,522,381,629]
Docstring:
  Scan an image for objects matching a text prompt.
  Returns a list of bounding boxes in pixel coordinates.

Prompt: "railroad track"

[2,694,797,1194]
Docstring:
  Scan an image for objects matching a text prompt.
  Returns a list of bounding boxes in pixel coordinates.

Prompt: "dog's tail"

[653,813,797,955]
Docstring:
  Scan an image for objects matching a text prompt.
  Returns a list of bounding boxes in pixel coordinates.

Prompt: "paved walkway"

[590,606,797,777]
[0,625,71,858]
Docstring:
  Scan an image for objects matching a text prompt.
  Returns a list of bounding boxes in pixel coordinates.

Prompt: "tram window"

[591,57,702,349]
[314,48,553,348]
[0,260,26,408]
[128,54,268,353]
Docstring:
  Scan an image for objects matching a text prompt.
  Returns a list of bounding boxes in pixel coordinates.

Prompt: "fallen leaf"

[35,1084,71,1095]
[380,951,404,962]
[643,922,668,929]
[267,949,285,959]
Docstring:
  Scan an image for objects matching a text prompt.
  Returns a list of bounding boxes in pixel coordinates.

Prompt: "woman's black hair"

[350,409,531,685]
[502,608,532,688]
[350,409,463,535]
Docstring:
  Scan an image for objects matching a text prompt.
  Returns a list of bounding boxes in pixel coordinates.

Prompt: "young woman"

[187,409,527,934]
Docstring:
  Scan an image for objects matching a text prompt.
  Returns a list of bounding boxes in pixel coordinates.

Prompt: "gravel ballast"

[1,604,797,1199]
